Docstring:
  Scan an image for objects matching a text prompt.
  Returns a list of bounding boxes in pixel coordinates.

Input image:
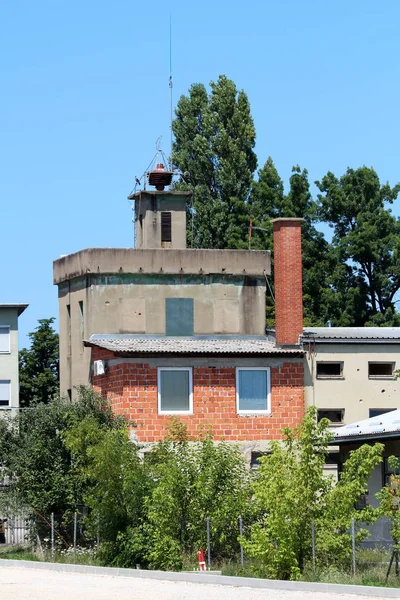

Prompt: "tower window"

[161,212,172,242]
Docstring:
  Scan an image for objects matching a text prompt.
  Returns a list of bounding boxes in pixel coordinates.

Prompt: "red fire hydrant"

[197,548,206,571]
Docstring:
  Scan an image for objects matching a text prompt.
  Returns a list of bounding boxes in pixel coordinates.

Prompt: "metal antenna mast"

[169,14,173,171]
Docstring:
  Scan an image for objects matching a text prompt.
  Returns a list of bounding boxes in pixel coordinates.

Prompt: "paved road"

[0,566,397,600]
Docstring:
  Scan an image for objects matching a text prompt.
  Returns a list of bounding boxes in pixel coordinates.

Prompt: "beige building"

[302,327,400,425]
[0,303,28,413]
[53,189,272,398]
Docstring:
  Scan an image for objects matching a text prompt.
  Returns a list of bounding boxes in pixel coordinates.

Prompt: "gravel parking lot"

[1,566,398,600]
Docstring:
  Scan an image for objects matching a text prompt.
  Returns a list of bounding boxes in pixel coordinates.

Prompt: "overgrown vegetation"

[1,397,398,582]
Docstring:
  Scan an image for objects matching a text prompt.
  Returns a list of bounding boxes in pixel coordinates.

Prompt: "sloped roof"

[330,409,400,444]
[302,327,400,341]
[84,334,304,356]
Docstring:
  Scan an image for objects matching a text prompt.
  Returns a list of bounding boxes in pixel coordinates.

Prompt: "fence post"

[206,517,211,568]
[239,516,244,567]
[351,518,356,578]
[311,520,316,573]
[73,512,77,554]
[51,513,55,560]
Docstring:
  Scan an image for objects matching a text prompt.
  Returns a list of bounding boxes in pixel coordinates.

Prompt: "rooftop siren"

[148,163,173,191]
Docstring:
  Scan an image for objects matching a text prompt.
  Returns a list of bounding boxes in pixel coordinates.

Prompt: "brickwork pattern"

[91,347,304,443]
[273,219,303,345]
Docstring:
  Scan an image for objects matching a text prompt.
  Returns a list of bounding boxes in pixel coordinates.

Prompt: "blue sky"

[1,0,400,347]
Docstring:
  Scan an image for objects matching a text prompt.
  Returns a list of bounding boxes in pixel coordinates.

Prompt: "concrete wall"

[133,191,188,249]
[57,273,268,396]
[53,248,271,283]
[0,308,20,413]
[304,343,400,424]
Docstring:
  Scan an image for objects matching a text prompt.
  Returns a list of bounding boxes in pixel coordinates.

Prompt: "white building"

[0,304,28,413]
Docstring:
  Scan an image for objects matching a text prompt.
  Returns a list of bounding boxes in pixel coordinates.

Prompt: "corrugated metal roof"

[302,327,400,340]
[84,334,304,356]
[331,409,400,443]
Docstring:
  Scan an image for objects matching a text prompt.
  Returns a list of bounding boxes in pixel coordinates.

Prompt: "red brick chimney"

[272,218,303,345]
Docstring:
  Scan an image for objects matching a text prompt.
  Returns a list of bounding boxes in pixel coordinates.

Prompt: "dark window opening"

[250,451,270,470]
[161,212,172,242]
[67,389,72,402]
[78,301,84,338]
[317,409,344,424]
[355,493,369,510]
[383,456,400,486]
[368,362,395,378]
[369,408,396,418]
[316,362,343,378]
[165,298,194,336]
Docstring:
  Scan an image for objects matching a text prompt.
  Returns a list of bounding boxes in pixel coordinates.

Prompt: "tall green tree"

[316,166,400,325]
[172,75,257,249]
[248,159,352,326]
[19,318,59,407]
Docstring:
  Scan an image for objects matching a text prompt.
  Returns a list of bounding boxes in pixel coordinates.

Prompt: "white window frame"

[0,326,10,354]
[0,380,11,409]
[236,367,271,415]
[157,367,193,415]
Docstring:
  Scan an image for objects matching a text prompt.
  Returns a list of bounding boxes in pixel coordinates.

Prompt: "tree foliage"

[316,167,400,325]
[242,407,383,580]
[19,318,59,407]
[172,75,400,326]
[0,386,126,518]
[172,75,257,249]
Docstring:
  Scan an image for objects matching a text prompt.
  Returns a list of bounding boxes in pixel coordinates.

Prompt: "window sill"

[237,411,271,416]
[158,411,193,416]
[316,376,345,380]
[368,376,395,380]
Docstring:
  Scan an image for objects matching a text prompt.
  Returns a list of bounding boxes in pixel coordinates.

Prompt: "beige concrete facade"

[53,247,271,283]
[304,342,400,424]
[129,191,191,250]
[0,305,28,414]
[54,249,271,397]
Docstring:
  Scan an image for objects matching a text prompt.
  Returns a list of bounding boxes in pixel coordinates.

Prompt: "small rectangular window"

[368,362,395,378]
[78,301,84,338]
[317,409,344,424]
[161,211,172,242]
[0,380,11,407]
[236,368,270,414]
[158,368,193,414]
[66,304,71,356]
[250,451,270,470]
[67,389,72,402]
[383,456,400,486]
[369,408,396,418]
[0,327,10,353]
[316,362,343,378]
[165,298,194,336]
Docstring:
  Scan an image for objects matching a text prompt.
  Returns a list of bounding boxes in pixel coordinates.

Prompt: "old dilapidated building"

[53,165,305,454]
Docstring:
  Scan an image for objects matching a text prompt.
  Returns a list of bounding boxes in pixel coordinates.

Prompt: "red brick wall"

[91,347,304,443]
[272,218,303,345]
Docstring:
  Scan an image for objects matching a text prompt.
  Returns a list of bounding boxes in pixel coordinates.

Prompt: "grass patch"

[0,545,39,561]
